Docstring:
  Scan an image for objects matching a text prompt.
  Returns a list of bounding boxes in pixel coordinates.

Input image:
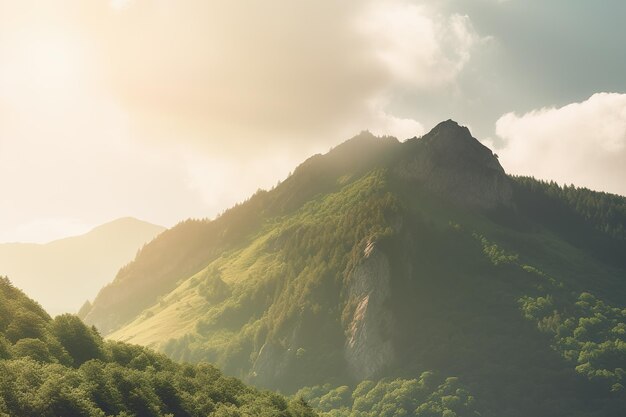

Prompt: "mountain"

[0,276,315,417]
[81,120,626,417]
[0,217,165,316]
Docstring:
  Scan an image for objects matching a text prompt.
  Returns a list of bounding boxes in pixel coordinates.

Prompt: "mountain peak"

[87,217,164,236]
[428,119,471,138]
[420,120,496,163]
[396,120,512,209]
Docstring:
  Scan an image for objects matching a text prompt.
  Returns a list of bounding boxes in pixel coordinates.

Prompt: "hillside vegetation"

[0,277,316,417]
[82,121,626,417]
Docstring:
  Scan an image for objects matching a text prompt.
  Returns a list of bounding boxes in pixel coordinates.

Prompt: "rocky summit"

[395,120,512,209]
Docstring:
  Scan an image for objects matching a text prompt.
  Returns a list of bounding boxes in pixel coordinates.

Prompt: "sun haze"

[1,0,625,243]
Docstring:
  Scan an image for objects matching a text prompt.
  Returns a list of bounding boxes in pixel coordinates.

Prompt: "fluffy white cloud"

[494,93,626,196]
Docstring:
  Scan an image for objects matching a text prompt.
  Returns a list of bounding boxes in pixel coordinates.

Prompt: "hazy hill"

[82,121,626,417]
[0,276,315,417]
[0,217,165,315]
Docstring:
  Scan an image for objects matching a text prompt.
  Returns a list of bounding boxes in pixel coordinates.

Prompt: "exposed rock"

[251,340,295,387]
[395,120,512,210]
[344,239,395,380]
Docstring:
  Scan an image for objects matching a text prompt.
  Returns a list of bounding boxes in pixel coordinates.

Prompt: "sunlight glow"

[110,0,132,11]
[0,32,85,106]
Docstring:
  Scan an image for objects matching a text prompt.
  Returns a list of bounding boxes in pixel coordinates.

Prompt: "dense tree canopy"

[0,277,317,417]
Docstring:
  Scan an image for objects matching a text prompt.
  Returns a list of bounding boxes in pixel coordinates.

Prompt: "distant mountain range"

[79,121,626,417]
[0,217,165,315]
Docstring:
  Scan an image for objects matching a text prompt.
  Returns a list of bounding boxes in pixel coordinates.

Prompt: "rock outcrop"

[396,120,512,210]
[344,239,395,380]
[251,340,295,387]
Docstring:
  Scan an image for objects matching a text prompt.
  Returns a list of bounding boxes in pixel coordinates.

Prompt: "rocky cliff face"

[395,120,512,210]
[251,340,295,387]
[343,238,395,380]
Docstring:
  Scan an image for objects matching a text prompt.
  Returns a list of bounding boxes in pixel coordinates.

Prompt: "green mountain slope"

[0,217,165,315]
[0,276,317,417]
[82,121,626,417]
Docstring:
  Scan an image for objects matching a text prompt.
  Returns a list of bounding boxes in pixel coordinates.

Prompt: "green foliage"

[197,268,231,304]
[520,291,626,389]
[0,277,316,417]
[11,338,54,362]
[51,314,104,366]
[473,234,519,266]
[5,311,48,343]
[512,177,626,240]
[0,277,49,340]
[295,373,480,417]
[511,176,626,266]
[0,336,11,360]
[0,357,317,417]
[288,397,318,417]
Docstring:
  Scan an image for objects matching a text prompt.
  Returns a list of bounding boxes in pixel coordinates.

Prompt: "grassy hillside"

[0,276,317,417]
[0,217,165,315]
[83,121,626,417]
[81,132,400,334]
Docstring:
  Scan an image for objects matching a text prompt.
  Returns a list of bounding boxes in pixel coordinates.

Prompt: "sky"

[1,0,626,243]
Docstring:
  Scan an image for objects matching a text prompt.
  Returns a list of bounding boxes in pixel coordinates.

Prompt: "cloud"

[0,0,479,150]
[88,1,383,149]
[0,83,206,241]
[355,2,479,89]
[0,0,482,241]
[366,100,426,139]
[494,93,626,196]
[84,0,479,148]
[109,0,131,10]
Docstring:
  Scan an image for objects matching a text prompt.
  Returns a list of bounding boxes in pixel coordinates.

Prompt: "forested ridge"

[510,176,626,267]
[0,277,317,417]
[512,177,626,240]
